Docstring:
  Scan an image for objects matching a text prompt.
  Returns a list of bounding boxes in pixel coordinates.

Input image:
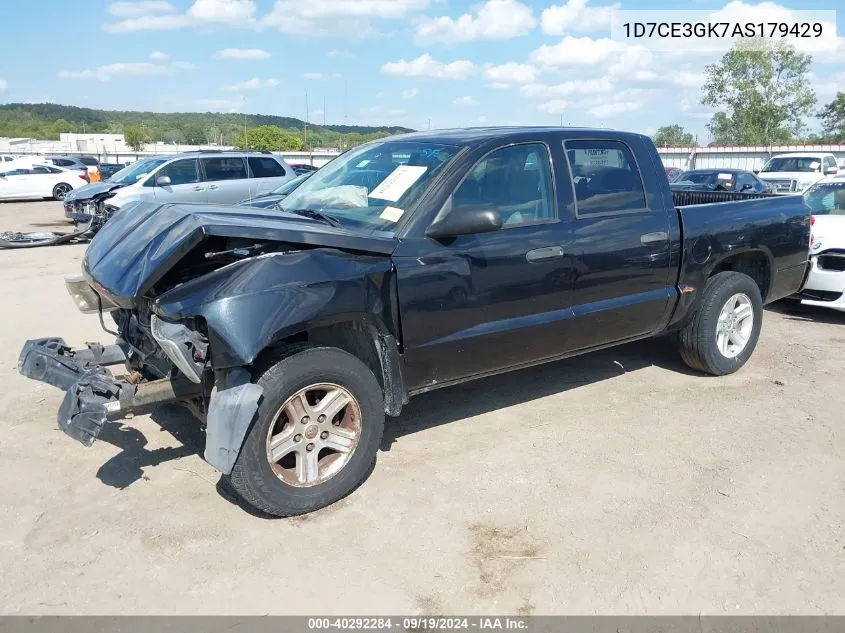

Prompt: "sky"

[0,0,843,139]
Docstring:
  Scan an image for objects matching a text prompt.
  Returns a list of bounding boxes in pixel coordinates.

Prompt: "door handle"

[526,246,564,262]
[640,231,668,245]
[193,186,205,191]
[207,184,219,190]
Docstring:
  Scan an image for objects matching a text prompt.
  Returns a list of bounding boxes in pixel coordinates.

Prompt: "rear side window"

[52,158,74,167]
[564,140,647,216]
[201,157,247,181]
[148,159,200,186]
[248,156,285,178]
[78,156,99,166]
[32,166,60,174]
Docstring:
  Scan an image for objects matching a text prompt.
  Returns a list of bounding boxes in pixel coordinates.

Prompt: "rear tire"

[52,183,72,201]
[227,347,384,517]
[677,271,763,376]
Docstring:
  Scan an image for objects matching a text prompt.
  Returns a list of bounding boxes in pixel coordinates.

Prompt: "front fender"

[154,249,395,368]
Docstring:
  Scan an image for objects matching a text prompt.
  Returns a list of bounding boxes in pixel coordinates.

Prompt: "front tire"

[677,271,763,376]
[52,183,72,201]
[227,347,385,517]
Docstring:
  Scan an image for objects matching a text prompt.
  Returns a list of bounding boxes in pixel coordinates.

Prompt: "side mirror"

[426,204,503,240]
[156,175,172,187]
[824,166,839,175]
[740,183,754,191]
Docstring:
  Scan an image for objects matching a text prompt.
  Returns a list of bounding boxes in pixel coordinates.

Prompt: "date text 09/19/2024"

[307,618,528,630]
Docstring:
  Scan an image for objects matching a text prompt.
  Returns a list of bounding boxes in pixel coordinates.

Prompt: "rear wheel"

[677,271,763,376]
[52,183,72,201]
[227,347,384,517]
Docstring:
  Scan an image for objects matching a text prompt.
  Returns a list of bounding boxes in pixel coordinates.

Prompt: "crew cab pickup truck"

[18,128,811,517]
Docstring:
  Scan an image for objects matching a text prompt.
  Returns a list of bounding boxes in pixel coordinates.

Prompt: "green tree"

[701,39,816,145]
[161,128,186,144]
[818,92,845,142]
[123,124,146,151]
[235,125,304,151]
[653,125,696,147]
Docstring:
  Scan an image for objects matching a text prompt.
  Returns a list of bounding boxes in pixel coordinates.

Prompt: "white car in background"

[0,163,88,201]
[759,152,839,194]
[798,178,845,312]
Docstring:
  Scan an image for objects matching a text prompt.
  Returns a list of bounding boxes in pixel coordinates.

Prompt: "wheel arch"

[705,247,772,301]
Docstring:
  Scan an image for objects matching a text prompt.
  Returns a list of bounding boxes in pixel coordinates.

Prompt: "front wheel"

[677,271,763,376]
[52,183,72,201]
[227,347,385,517]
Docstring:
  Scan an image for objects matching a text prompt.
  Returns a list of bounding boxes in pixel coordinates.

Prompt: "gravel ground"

[1,200,844,615]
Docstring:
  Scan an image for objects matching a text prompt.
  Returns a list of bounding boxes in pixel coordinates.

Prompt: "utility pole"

[305,91,309,150]
[428,118,431,130]
[243,111,248,148]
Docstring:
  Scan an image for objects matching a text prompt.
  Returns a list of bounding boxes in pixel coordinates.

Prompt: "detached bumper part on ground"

[18,337,202,446]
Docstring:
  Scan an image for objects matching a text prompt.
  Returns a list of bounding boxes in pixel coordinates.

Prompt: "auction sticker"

[369,166,427,202]
[379,206,405,222]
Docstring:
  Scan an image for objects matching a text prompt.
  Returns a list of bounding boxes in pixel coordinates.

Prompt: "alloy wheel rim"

[265,383,362,487]
[716,293,754,358]
[55,184,70,199]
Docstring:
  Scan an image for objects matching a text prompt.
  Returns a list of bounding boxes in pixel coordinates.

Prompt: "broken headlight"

[65,274,117,314]
[150,316,208,384]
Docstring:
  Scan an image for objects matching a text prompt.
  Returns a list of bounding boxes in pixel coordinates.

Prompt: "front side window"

[201,157,248,181]
[248,156,285,178]
[450,143,556,226]
[109,158,168,185]
[148,159,199,186]
[279,140,461,233]
[565,140,647,215]
[804,183,845,216]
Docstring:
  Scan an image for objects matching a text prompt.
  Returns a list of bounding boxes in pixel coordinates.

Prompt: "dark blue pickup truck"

[19,127,810,516]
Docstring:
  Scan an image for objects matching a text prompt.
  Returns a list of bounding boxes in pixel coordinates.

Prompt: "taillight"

[79,174,88,181]
[810,215,815,226]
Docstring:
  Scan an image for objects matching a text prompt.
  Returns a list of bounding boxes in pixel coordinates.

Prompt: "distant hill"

[0,103,414,147]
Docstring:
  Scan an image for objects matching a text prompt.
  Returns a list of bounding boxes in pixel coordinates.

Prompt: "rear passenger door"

[563,138,673,350]
[199,156,251,204]
[247,156,290,198]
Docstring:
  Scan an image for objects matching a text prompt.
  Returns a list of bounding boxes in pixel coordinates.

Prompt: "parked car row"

[0,163,89,201]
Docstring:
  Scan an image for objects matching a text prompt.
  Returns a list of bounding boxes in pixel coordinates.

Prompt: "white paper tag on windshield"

[369,165,427,202]
[380,206,404,222]
[718,173,732,179]
[809,161,821,170]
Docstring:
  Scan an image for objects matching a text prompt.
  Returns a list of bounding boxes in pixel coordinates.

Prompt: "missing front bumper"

[19,337,202,447]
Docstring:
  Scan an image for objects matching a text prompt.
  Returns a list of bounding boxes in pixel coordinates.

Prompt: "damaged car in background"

[19,128,811,517]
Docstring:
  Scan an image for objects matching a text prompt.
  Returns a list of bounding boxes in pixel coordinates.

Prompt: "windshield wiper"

[285,208,343,228]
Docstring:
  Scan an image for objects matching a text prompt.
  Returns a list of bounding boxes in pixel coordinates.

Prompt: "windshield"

[271,172,312,195]
[107,158,168,184]
[279,140,462,233]
[761,157,822,173]
[804,182,845,216]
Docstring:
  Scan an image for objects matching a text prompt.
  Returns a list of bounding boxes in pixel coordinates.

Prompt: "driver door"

[393,141,576,390]
[149,159,204,203]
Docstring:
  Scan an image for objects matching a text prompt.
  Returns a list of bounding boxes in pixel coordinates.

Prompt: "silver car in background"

[63,150,295,218]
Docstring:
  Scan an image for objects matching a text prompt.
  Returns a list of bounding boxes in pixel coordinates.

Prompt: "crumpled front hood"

[64,181,126,203]
[83,201,398,307]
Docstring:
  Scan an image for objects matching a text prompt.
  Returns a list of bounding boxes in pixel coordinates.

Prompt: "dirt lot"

[1,200,844,615]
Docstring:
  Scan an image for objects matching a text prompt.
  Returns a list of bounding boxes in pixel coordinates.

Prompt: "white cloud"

[530,36,622,67]
[262,0,429,36]
[107,1,175,17]
[382,54,475,80]
[187,0,256,22]
[521,77,614,98]
[402,87,419,99]
[149,51,169,60]
[588,100,642,118]
[482,62,538,86]
[538,100,570,114]
[223,77,279,91]
[327,49,353,58]
[215,48,271,59]
[474,115,488,124]
[104,0,256,32]
[415,0,536,44]
[0,79,7,92]
[453,96,478,106]
[485,82,511,89]
[57,61,192,81]
[541,0,619,35]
